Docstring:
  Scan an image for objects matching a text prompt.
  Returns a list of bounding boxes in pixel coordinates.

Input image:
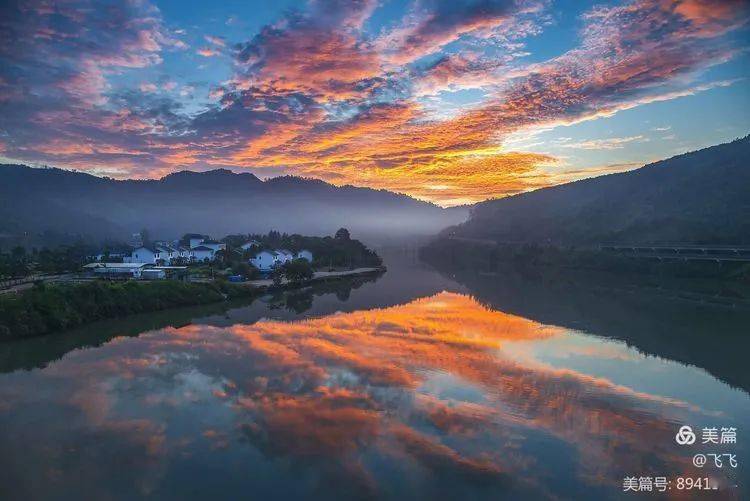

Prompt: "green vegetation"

[0,280,256,340]
[270,258,314,285]
[0,243,107,278]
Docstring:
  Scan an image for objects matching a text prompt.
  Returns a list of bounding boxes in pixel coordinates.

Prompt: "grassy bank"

[0,280,256,340]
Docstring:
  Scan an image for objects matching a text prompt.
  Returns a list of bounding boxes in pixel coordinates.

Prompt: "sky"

[0,0,748,206]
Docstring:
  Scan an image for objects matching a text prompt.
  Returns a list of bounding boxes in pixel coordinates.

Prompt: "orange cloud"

[196,47,219,57]
[2,0,748,205]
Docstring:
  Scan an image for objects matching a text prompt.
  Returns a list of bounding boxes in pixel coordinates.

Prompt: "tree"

[231,262,258,279]
[270,266,284,286]
[335,228,351,241]
[11,246,26,260]
[282,258,314,284]
[214,249,229,265]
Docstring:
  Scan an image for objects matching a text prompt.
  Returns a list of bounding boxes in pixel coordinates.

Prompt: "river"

[1,251,748,500]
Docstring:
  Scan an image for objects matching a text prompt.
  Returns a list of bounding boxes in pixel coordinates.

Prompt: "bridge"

[444,237,750,263]
[599,244,750,263]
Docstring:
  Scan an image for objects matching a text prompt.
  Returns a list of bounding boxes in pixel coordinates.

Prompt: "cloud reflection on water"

[0,291,745,499]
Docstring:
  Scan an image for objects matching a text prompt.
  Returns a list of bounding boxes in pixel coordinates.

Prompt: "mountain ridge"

[448,136,750,245]
[0,164,467,244]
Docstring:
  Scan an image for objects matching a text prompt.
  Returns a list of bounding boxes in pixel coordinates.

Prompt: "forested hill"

[448,136,750,245]
[0,166,468,244]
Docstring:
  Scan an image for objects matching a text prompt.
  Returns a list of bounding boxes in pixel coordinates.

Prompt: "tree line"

[0,280,255,340]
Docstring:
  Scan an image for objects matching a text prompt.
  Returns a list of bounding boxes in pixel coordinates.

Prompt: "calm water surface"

[1,253,749,500]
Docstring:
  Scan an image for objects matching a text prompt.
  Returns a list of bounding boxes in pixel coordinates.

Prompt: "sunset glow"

[1,0,748,205]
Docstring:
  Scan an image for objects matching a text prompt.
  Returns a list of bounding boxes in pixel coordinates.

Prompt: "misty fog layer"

[0,166,469,245]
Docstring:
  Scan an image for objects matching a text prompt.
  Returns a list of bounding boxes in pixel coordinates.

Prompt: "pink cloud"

[204,35,226,47]
[140,82,158,93]
[197,47,219,57]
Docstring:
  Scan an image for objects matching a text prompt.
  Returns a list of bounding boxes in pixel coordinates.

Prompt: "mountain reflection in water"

[0,258,748,500]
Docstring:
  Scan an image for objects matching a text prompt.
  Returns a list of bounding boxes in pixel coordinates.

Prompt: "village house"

[124,234,227,264]
[128,246,159,264]
[177,246,192,260]
[249,250,281,271]
[126,245,183,264]
[200,239,226,253]
[185,233,209,249]
[158,246,178,263]
[249,249,314,271]
[191,245,216,262]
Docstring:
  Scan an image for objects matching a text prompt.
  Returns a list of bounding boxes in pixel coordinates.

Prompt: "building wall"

[156,249,174,264]
[193,249,215,261]
[94,268,142,278]
[142,269,166,280]
[251,252,278,270]
[131,248,157,263]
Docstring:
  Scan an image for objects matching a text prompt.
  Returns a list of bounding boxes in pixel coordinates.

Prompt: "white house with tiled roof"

[128,246,160,264]
[191,245,216,262]
[199,239,226,253]
[184,234,209,249]
[249,250,282,271]
[249,248,313,271]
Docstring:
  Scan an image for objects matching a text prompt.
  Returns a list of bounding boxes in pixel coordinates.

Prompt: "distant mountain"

[0,166,468,245]
[448,136,750,245]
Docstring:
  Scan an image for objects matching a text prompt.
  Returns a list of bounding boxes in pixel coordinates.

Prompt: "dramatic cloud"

[232,0,382,99]
[377,0,545,64]
[0,0,176,105]
[0,0,748,205]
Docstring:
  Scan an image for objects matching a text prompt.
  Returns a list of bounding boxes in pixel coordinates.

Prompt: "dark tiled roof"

[252,250,278,257]
[135,246,159,254]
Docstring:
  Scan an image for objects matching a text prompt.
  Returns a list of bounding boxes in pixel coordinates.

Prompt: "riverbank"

[0,267,386,340]
[243,267,386,289]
